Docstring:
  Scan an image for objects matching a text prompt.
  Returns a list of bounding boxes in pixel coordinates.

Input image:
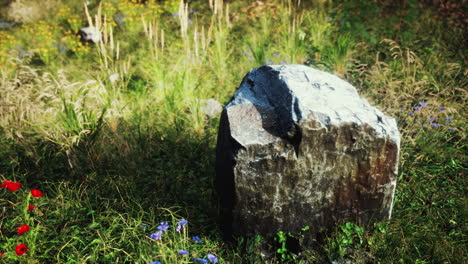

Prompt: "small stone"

[202,98,222,119]
[0,22,15,29]
[78,27,101,44]
[109,73,119,83]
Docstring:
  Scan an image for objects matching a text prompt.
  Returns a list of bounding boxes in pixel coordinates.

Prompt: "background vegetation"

[0,0,466,263]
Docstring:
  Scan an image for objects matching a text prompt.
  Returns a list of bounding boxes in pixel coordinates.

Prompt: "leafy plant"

[274,226,310,262]
[334,222,364,257]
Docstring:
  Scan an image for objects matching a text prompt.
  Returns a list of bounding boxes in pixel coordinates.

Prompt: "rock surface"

[215,65,400,239]
[0,22,15,29]
[78,27,101,44]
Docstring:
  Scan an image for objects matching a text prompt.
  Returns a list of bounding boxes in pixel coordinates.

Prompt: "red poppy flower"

[31,189,43,198]
[17,224,30,235]
[0,180,11,187]
[1,180,21,191]
[28,205,35,211]
[0,253,3,256]
[15,244,27,255]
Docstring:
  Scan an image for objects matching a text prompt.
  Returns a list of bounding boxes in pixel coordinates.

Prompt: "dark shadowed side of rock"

[215,65,400,240]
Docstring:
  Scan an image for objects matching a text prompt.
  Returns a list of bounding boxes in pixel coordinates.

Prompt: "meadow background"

[0,0,466,263]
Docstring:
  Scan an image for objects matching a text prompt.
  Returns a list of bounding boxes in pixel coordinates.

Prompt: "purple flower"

[172,12,179,18]
[207,253,218,263]
[427,117,436,122]
[192,236,203,243]
[189,10,197,13]
[439,107,445,111]
[449,127,455,131]
[399,108,405,111]
[150,230,163,240]
[176,219,188,232]
[248,55,253,59]
[280,61,288,64]
[273,53,279,57]
[446,117,453,121]
[408,111,414,114]
[115,13,128,25]
[178,249,189,255]
[58,45,69,53]
[414,106,421,110]
[242,50,249,54]
[195,258,209,263]
[431,123,440,128]
[140,224,147,228]
[419,102,428,107]
[149,261,161,264]
[177,219,188,226]
[157,222,169,231]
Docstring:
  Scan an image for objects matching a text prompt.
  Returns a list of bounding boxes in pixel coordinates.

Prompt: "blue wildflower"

[192,236,203,243]
[445,117,453,121]
[248,55,253,59]
[157,222,169,231]
[196,258,209,263]
[178,249,189,255]
[149,261,161,264]
[150,230,163,240]
[414,106,421,110]
[140,224,147,228]
[408,111,414,114]
[176,219,188,232]
[431,123,440,128]
[115,13,127,25]
[273,53,279,57]
[439,107,445,111]
[207,253,218,263]
[177,219,188,226]
[449,127,455,131]
[57,43,69,53]
[419,102,428,107]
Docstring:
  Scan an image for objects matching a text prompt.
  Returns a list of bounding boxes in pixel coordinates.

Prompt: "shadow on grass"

[0,121,220,236]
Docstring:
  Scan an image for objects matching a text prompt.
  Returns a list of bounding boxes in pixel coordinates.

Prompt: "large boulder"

[215,65,400,239]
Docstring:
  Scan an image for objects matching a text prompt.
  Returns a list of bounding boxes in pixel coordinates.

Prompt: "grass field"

[0,0,466,263]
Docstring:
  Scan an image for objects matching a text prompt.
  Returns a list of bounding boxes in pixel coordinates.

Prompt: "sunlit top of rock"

[228,64,399,145]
